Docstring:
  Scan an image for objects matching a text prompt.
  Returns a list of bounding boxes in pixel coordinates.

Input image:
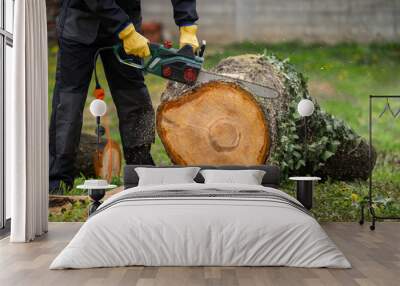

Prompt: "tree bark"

[157,54,376,180]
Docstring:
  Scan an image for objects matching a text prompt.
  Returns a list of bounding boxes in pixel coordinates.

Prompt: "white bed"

[50,183,351,269]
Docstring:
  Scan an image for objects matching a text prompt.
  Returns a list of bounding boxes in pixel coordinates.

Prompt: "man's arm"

[83,0,131,34]
[171,0,199,50]
[171,0,199,27]
[83,0,150,57]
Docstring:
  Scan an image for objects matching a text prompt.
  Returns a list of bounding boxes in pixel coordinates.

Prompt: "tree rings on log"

[157,81,270,165]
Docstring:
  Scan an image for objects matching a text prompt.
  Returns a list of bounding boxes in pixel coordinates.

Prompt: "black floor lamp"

[90,99,107,161]
[288,99,320,210]
[297,99,315,166]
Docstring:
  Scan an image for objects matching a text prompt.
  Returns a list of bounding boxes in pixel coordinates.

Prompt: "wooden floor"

[0,222,399,286]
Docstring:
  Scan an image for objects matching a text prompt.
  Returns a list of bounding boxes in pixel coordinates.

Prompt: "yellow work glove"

[118,23,150,58]
[179,25,199,51]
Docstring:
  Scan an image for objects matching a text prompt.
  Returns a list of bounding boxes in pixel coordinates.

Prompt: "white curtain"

[8,0,48,242]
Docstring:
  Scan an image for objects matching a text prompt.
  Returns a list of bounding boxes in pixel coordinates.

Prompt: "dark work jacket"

[57,0,198,45]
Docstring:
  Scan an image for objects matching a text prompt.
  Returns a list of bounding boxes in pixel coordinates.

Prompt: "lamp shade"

[90,99,107,117]
[297,99,315,117]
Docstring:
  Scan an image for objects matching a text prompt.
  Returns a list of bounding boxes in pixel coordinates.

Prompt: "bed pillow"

[135,167,201,186]
[200,169,266,185]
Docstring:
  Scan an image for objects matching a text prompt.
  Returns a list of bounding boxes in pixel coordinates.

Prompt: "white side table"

[289,177,321,210]
[77,180,117,215]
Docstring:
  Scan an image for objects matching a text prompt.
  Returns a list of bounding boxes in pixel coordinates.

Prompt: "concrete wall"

[142,0,400,43]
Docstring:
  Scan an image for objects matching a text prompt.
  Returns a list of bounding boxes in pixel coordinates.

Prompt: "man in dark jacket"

[49,0,199,193]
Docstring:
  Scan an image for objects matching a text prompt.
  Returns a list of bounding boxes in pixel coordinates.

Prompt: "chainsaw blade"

[197,70,279,99]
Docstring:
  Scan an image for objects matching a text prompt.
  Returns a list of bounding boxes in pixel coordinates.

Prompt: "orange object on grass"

[93,88,105,100]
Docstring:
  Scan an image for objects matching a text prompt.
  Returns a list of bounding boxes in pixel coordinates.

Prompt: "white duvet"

[50,183,351,269]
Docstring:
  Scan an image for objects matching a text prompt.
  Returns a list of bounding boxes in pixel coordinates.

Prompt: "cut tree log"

[157,54,376,180]
[75,133,122,181]
[157,81,270,165]
[158,55,285,166]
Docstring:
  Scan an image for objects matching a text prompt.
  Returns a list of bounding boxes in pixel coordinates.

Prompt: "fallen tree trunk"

[157,54,376,180]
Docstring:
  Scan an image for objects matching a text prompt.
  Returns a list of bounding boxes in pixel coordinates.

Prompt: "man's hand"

[119,23,150,58]
[179,25,199,51]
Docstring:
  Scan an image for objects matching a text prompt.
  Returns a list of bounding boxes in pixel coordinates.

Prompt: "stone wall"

[47,0,400,43]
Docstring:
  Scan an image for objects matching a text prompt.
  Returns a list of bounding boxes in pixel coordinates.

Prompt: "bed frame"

[124,165,281,189]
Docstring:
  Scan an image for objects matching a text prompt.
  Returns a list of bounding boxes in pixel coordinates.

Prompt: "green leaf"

[295,160,305,169]
[293,151,302,158]
[321,150,335,161]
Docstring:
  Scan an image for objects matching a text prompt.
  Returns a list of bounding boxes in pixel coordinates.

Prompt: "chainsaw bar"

[197,70,279,99]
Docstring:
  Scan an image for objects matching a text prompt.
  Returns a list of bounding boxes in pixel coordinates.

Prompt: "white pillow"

[200,169,266,185]
[135,167,200,186]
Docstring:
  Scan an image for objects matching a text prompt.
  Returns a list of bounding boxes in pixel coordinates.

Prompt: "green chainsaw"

[93,41,278,100]
[111,40,278,99]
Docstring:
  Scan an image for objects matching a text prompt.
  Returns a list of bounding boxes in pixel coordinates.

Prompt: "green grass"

[49,200,90,222]
[48,42,400,222]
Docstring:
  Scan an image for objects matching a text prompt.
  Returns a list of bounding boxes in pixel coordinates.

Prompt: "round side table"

[77,180,117,215]
[289,177,321,210]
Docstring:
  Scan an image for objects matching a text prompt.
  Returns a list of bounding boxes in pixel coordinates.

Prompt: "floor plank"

[0,222,399,286]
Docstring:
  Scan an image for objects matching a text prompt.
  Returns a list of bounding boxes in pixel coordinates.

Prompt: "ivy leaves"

[265,53,361,178]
